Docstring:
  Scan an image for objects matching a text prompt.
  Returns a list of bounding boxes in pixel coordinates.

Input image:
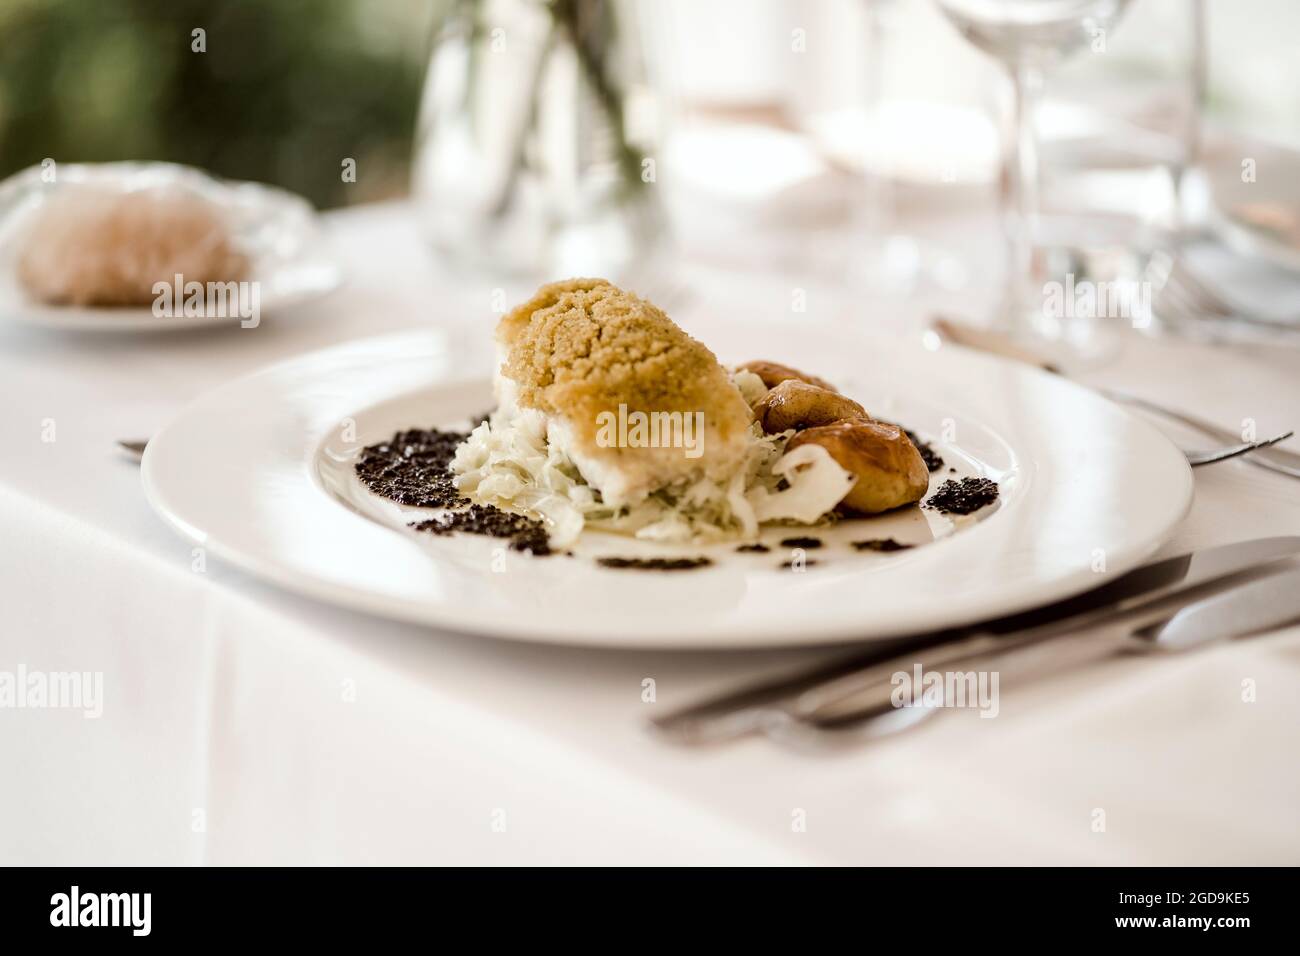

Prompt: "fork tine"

[1186,430,1296,467]
[1170,260,1238,317]
[1158,268,1228,321]
[1160,255,1300,328]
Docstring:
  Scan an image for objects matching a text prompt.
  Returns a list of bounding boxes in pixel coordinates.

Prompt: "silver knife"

[792,551,1300,725]
[784,563,1300,742]
[650,536,1300,745]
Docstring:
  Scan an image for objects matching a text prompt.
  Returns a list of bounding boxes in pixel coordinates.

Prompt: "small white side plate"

[0,162,341,332]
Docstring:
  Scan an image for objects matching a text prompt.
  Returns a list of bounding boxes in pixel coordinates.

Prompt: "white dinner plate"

[0,162,341,332]
[141,326,1192,648]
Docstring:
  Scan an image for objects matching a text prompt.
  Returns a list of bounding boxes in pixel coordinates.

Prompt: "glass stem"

[1175,0,1207,231]
[1000,60,1044,333]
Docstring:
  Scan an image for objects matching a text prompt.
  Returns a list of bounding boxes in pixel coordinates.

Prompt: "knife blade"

[649,536,1300,745]
[1140,564,1300,652]
[791,563,1300,740]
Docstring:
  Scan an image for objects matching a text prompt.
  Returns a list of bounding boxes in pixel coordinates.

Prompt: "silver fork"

[930,318,1299,473]
[1181,430,1293,467]
[1152,250,1300,330]
[1098,389,1300,476]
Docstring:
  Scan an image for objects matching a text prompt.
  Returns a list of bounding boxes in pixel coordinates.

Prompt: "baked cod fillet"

[494,278,754,508]
[451,279,859,544]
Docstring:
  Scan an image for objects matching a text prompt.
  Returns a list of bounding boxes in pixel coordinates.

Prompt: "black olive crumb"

[355,427,470,508]
[780,559,819,569]
[779,536,822,549]
[410,503,552,555]
[852,538,913,552]
[924,477,999,515]
[902,428,945,472]
[736,543,771,553]
[359,425,554,556]
[597,556,712,571]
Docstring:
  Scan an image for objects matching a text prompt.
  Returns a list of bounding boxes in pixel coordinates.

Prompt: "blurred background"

[0,0,432,208]
[3,0,1296,212]
[5,0,1300,344]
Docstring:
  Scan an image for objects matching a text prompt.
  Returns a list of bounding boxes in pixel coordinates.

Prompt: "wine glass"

[852,0,970,298]
[934,0,1131,356]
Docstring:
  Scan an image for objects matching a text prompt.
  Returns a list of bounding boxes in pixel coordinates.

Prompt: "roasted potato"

[754,380,869,433]
[738,360,837,393]
[785,420,929,514]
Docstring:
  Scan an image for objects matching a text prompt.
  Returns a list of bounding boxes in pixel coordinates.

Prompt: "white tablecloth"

[2,200,1298,865]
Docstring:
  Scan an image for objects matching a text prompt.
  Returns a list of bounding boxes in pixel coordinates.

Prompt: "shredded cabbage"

[449,373,855,546]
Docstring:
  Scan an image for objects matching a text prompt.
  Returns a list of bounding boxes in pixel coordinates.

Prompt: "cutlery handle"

[789,590,1221,729]
[931,317,1062,373]
[791,625,1126,728]
[787,598,1162,725]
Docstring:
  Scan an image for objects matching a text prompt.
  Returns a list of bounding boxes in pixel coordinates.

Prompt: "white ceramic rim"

[141,327,1193,649]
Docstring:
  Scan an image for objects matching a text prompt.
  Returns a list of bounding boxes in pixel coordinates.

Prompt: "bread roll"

[18,187,247,307]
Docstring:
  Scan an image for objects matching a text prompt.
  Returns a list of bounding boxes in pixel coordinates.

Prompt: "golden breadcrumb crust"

[498,278,753,462]
[496,277,609,348]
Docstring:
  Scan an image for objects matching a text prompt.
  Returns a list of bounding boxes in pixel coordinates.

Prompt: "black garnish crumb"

[597,556,712,571]
[508,526,552,556]
[924,477,999,515]
[948,467,957,473]
[903,428,945,472]
[852,538,913,552]
[355,427,470,508]
[779,536,823,549]
[780,559,819,569]
[358,426,554,556]
[736,543,771,553]
[410,503,552,555]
